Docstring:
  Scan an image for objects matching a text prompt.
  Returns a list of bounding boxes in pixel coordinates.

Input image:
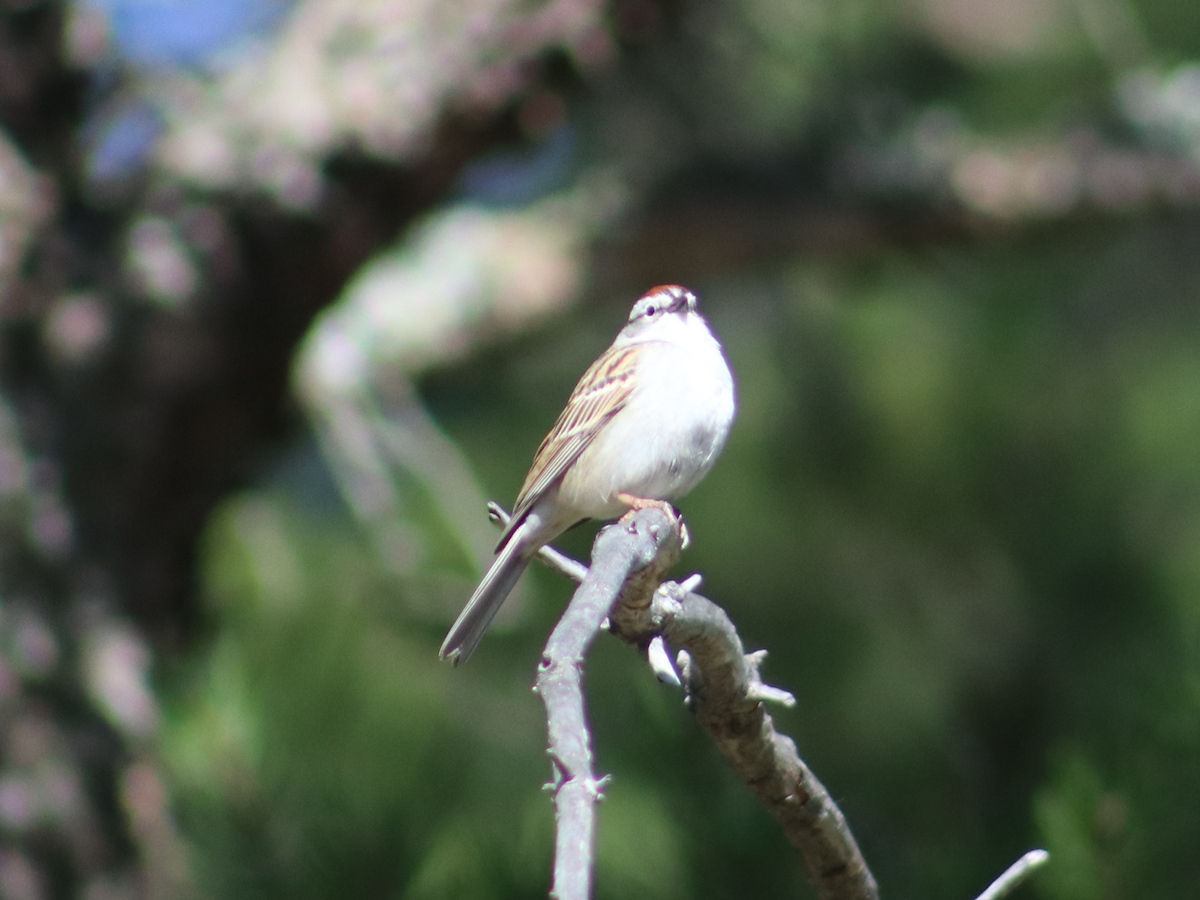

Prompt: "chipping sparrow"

[439,284,736,664]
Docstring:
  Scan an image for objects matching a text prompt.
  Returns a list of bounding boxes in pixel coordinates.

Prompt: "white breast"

[558,311,735,519]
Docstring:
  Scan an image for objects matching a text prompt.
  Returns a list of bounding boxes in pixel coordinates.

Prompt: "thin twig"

[489,502,589,582]
[973,850,1050,900]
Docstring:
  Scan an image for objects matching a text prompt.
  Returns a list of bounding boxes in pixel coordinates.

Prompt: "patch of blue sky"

[84,0,294,69]
[85,99,163,181]
[457,125,578,207]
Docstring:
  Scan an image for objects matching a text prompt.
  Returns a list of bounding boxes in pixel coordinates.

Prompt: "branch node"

[586,775,611,801]
[747,682,798,707]
[745,649,796,707]
[647,634,681,685]
[676,650,695,707]
[973,849,1050,900]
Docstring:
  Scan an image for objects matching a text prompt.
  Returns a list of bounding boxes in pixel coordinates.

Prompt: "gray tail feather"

[440,537,532,665]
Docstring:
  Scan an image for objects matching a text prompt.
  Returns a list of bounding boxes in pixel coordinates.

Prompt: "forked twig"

[493,503,1048,900]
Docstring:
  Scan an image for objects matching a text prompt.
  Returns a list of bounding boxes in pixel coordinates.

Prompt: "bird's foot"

[615,495,689,548]
[616,493,675,513]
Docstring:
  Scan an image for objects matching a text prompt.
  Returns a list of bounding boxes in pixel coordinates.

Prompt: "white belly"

[557,328,735,519]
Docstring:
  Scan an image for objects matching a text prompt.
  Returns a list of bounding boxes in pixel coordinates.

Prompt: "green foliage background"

[164,0,1200,897]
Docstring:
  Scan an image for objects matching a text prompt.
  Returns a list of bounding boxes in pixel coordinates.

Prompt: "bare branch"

[973,850,1050,900]
[609,579,879,900]
[515,500,876,900]
[514,499,1051,900]
[535,507,683,900]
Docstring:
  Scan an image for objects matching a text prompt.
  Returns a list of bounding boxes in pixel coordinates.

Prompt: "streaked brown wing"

[498,343,641,548]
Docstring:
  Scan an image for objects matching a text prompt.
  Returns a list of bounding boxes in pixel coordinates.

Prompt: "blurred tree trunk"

[0,0,619,895]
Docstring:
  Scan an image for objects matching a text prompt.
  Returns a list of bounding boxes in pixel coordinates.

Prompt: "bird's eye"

[645,305,657,318]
